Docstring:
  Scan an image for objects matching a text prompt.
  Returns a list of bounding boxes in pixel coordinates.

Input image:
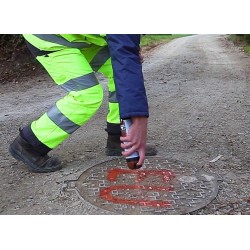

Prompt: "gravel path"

[0,34,249,214]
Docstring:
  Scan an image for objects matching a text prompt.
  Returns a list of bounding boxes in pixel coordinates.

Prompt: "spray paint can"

[120,119,142,169]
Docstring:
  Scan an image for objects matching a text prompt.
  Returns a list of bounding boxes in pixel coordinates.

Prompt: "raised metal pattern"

[65,157,219,214]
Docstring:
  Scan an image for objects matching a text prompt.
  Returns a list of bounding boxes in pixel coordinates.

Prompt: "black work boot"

[105,134,158,156]
[9,135,62,173]
[105,134,123,156]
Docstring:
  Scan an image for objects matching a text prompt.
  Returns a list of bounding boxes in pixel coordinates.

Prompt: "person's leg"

[85,44,157,156]
[28,48,103,148]
[9,40,103,172]
[83,45,121,155]
[96,53,122,155]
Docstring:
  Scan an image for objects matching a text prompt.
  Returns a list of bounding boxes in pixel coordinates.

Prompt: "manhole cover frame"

[63,157,220,215]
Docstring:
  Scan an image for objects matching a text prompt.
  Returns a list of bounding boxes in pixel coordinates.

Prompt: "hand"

[120,116,148,167]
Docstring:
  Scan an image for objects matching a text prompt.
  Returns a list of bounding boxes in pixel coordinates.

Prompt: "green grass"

[243,46,250,53]
[228,34,250,54]
[140,34,190,47]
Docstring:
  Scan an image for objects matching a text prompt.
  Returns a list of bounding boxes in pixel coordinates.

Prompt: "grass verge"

[228,35,250,54]
[140,34,190,47]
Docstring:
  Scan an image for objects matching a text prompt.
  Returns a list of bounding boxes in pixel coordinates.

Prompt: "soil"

[0,34,250,215]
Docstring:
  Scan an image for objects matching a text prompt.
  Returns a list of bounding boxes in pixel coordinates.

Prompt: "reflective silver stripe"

[61,72,99,92]
[90,46,110,71]
[47,105,80,134]
[109,91,118,103]
[34,34,91,48]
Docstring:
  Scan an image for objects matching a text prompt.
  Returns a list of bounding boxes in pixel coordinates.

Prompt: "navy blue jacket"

[106,35,149,119]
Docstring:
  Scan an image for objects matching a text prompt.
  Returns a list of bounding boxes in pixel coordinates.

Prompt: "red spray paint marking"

[107,168,175,182]
[100,168,175,208]
[100,185,174,207]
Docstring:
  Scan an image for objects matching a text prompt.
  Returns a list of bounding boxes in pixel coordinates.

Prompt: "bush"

[0,34,24,47]
[244,34,250,43]
[0,35,25,60]
[235,34,250,44]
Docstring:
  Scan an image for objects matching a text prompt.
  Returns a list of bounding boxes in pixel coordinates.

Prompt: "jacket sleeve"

[106,34,149,119]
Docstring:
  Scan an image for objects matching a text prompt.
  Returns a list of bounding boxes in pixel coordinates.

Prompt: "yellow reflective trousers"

[23,34,119,149]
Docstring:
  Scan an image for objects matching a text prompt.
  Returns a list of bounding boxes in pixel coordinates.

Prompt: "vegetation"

[228,34,250,54]
[0,34,23,47]
[0,34,25,62]
[140,34,190,47]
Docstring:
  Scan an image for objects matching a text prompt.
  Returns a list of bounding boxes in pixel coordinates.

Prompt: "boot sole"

[9,145,62,173]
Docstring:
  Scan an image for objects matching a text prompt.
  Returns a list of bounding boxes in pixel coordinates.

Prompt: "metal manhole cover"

[64,157,219,214]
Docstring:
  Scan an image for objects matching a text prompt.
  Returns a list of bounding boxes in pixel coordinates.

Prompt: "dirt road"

[0,34,249,214]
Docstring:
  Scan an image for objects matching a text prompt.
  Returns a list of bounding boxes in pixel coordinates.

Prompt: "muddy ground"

[0,34,249,215]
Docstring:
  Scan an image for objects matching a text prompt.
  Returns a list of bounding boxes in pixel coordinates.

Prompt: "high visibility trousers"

[22,35,120,152]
